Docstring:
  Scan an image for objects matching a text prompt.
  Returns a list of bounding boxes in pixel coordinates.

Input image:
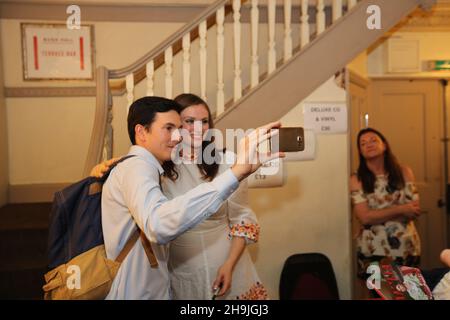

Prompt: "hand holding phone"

[212,284,222,300]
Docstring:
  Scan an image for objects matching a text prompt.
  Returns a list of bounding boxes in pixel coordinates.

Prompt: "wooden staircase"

[84,0,435,174]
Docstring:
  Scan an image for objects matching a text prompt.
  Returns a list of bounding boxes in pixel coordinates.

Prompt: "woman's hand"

[440,249,450,267]
[89,157,121,178]
[402,200,421,219]
[212,262,233,298]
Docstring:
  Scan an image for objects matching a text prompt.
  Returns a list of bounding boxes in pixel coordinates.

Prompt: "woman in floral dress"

[350,128,421,280]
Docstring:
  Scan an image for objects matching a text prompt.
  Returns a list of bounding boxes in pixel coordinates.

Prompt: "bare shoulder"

[401,165,415,182]
[350,174,362,191]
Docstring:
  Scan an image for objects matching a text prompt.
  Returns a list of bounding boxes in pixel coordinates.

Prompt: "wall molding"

[5,86,97,97]
[9,183,71,203]
[0,2,206,23]
[370,75,450,80]
[0,2,328,24]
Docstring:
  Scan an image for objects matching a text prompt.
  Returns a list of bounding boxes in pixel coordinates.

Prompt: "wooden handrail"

[83,66,111,177]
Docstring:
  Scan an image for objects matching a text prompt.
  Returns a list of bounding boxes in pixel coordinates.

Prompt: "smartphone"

[270,127,305,152]
[212,284,222,300]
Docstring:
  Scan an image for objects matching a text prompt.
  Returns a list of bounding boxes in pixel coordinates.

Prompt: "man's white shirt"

[101,145,239,299]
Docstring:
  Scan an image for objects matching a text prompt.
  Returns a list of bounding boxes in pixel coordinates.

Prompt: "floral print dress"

[351,175,421,278]
[161,151,268,300]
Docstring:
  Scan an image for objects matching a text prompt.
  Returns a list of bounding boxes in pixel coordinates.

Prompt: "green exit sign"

[429,60,450,70]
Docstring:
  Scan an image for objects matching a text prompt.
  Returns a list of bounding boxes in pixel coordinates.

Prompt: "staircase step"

[0,203,51,300]
[0,228,48,271]
[0,267,46,300]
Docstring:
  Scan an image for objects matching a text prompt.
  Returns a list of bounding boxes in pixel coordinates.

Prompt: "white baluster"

[316,0,325,35]
[348,0,357,9]
[164,47,173,99]
[284,0,292,62]
[267,0,276,74]
[216,7,225,115]
[300,0,310,48]
[250,0,259,88]
[126,73,134,113]
[232,0,242,102]
[182,33,191,93]
[146,60,154,96]
[333,0,342,22]
[199,21,207,101]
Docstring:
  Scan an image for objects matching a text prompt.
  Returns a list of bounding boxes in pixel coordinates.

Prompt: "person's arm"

[440,249,450,267]
[120,121,284,245]
[212,237,246,296]
[227,164,260,245]
[93,122,283,180]
[402,165,420,203]
[212,176,258,296]
[350,174,420,225]
[120,158,239,245]
[90,157,121,178]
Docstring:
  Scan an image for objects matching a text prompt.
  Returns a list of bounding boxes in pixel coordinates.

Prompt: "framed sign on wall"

[21,23,95,80]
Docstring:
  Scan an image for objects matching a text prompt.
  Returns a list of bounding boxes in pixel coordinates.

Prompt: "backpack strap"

[114,228,159,268]
[140,231,158,268]
[115,228,140,263]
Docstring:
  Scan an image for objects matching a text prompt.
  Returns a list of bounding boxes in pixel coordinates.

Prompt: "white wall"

[2,18,302,184]
[5,97,96,184]
[2,19,184,184]
[248,78,352,300]
[367,32,450,78]
[1,20,185,87]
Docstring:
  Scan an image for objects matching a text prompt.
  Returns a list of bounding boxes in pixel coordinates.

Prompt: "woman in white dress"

[161,93,268,300]
[90,94,268,300]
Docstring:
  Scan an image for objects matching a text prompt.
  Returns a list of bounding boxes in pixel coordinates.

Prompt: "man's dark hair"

[127,96,181,145]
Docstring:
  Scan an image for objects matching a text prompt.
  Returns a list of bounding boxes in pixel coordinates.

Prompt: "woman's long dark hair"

[162,93,220,181]
[357,128,405,194]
